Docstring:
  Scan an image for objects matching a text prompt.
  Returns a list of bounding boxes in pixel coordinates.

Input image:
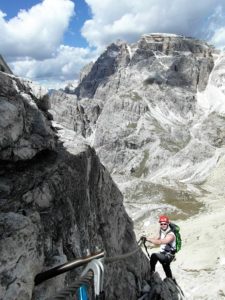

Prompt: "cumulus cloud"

[210,27,225,49]
[1,0,225,88]
[11,45,98,89]
[82,0,225,49]
[208,6,225,49]
[0,0,97,88]
[0,0,75,60]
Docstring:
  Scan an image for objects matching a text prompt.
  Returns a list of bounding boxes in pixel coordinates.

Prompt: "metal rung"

[46,260,101,300]
[81,258,104,297]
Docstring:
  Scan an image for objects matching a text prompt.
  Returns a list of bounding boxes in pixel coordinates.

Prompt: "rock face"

[0,72,151,299]
[49,34,225,228]
[75,34,213,100]
[0,73,55,161]
[48,33,225,299]
[49,91,103,139]
[3,32,224,299]
[0,54,13,74]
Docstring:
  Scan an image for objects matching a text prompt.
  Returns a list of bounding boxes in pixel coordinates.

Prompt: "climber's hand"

[140,235,147,243]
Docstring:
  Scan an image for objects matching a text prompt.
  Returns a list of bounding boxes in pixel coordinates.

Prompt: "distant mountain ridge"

[74,33,214,99]
[50,33,225,225]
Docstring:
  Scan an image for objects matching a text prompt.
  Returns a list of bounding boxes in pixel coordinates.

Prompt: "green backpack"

[169,223,182,253]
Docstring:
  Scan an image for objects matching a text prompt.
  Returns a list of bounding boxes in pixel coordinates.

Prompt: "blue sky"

[0,0,90,47]
[62,0,90,48]
[0,0,225,89]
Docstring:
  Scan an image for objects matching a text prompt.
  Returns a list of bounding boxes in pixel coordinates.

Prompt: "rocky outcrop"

[49,91,103,139]
[0,55,13,74]
[0,72,151,299]
[0,72,55,161]
[74,41,130,99]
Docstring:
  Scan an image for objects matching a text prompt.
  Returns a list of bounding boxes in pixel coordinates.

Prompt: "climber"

[141,215,176,278]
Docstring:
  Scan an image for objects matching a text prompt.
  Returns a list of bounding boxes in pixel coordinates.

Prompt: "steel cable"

[104,240,144,263]
[40,240,145,300]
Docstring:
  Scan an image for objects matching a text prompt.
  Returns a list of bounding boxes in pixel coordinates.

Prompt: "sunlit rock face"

[0,72,149,300]
[0,73,55,161]
[49,34,225,228]
[77,34,215,180]
[75,34,213,100]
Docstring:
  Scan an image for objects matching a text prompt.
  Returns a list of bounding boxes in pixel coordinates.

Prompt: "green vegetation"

[125,180,203,221]
[132,150,149,178]
[161,186,203,221]
[160,135,191,152]
[127,122,137,129]
[131,91,142,101]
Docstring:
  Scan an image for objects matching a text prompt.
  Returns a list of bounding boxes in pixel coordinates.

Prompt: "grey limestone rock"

[0,212,42,300]
[0,55,13,74]
[74,41,131,99]
[0,72,150,299]
[49,90,103,139]
[49,34,225,226]
[0,72,56,161]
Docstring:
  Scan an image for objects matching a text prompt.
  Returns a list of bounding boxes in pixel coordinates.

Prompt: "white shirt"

[160,227,176,253]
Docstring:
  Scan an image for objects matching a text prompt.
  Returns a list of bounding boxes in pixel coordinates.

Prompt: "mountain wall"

[48,34,225,298]
[49,34,225,228]
[0,72,151,299]
[2,32,223,299]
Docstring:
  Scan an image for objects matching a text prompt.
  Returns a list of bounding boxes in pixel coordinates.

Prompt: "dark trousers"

[150,252,174,278]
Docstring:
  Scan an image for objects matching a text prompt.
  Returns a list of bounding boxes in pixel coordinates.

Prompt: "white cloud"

[11,45,98,89]
[207,6,225,49]
[210,27,225,49]
[0,0,75,60]
[1,0,225,88]
[82,0,225,49]
[0,0,98,88]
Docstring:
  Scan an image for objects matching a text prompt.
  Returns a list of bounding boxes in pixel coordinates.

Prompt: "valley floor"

[152,155,225,299]
[173,205,225,299]
[173,157,225,300]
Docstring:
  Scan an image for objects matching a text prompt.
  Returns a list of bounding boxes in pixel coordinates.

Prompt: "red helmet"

[159,215,169,223]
